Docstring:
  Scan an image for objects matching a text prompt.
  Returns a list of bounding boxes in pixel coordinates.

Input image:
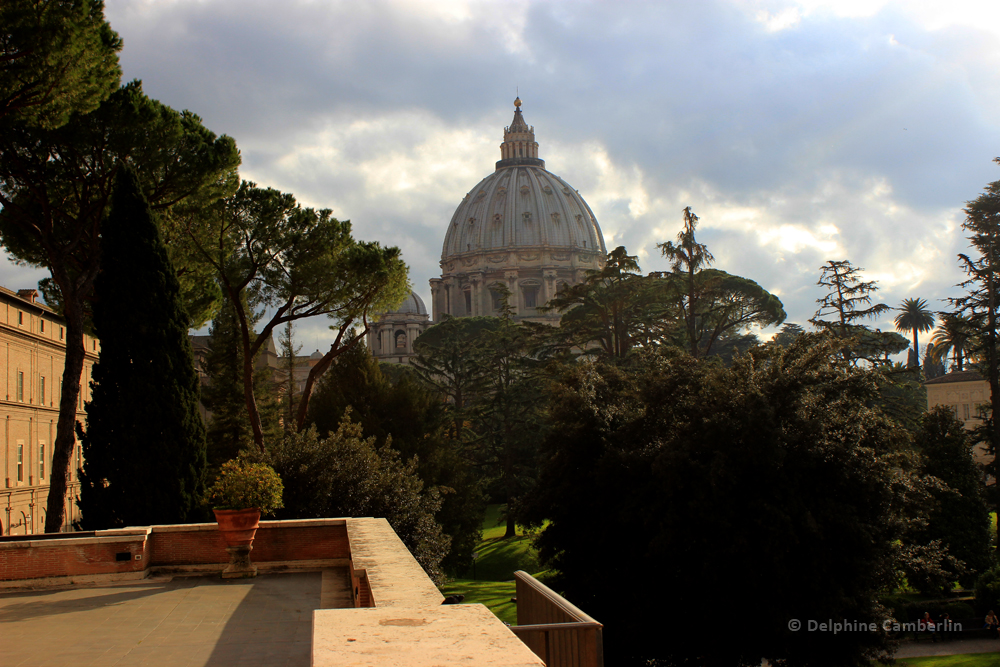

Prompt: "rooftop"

[2,571,320,666]
[924,369,984,385]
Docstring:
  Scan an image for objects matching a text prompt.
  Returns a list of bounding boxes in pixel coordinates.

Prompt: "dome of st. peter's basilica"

[430,98,607,323]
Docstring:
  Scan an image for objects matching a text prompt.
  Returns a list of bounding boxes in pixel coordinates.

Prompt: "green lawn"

[895,654,1000,667]
[440,579,517,625]
[440,504,549,624]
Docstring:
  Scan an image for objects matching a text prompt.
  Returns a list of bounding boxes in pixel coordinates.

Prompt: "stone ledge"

[312,604,544,667]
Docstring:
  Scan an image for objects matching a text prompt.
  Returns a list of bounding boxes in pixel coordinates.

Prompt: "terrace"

[0,517,601,666]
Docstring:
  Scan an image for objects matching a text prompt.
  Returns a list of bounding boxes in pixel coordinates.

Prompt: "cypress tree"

[202,299,253,468]
[78,166,207,528]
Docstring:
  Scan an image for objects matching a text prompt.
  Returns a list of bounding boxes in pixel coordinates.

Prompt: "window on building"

[40,320,45,333]
[59,326,64,340]
[39,376,45,404]
[39,443,44,479]
[963,403,971,421]
[490,289,501,311]
[17,371,23,402]
[395,331,407,350]
[464,290,472,315]
[92,339,96,351]
[17,444,23,482]
[18,311,23,325]
[522,286,538,309]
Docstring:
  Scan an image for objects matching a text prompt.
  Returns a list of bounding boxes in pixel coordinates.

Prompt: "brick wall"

[0,533,147,581]
[0,519,351,582]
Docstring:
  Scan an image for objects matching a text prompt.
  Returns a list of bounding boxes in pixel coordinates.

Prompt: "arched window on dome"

[395,330,407,350]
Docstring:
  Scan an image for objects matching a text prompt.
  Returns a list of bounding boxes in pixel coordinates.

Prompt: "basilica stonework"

[430,98,607,324]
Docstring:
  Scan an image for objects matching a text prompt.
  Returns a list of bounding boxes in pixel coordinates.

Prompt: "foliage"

[202,300,254,467]
[201,299,281,471]
[77,167,207,529]
[974,565,1000,615]
[0,0,121,129]
[911,406,992,588]
[278,321,301,431]
[657,207,785,358]
[923,344,947,380]
[186,181,409,449]
[473,285,547,537]
[895,298,936,369]
[876,364,928,435]
[810,260,904,365]
[953,160,1000,546]
[542,246,667,360]
[261,418,450,584]
[930,314,974,373]
[772,322,806,347]
[306,343,485,574]
[523,336,921,667]
[207,457,284,516]
[411,315,498,441]
[0,81,239,531]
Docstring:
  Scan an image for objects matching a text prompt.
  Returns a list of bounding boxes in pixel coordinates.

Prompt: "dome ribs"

[434,99,607,323]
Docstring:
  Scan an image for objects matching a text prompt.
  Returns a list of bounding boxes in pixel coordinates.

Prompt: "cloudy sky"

[7,0,1000,353]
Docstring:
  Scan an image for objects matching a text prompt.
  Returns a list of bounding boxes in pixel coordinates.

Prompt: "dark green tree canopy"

[952,159,1000,547]
[411,315,498,441]
[524,337,919,666]
[542,246,667,360]
[0,81,240,326]
[909,406,992,589]
[306,343,485,574]
[0,80,239,532]
[0,0,122,129]
[262,419,450,584]
[77,166,206,528]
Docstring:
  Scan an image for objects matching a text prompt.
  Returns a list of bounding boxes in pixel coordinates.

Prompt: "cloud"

[3,0,999,357]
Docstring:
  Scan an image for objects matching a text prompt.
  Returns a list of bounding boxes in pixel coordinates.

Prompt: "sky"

[6,0,1000,354]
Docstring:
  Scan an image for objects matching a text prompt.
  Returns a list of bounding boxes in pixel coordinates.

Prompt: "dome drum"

[367,291,430,365]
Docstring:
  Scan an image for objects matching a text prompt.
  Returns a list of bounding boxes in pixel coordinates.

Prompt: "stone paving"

[0,571,322,667]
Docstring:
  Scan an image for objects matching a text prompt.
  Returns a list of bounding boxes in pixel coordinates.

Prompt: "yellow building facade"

[925,370,990,463]
[0,286,97,535]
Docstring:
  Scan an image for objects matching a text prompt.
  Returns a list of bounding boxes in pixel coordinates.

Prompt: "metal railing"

[511,570,603,667]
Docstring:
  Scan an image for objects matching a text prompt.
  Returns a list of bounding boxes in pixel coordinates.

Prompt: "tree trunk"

[504,511,516,539]
[294,325,364,432]
[225,285,264,452]
[44,298,87,533]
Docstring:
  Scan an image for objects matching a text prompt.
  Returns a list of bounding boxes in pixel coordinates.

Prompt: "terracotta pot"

[213,508,261,548]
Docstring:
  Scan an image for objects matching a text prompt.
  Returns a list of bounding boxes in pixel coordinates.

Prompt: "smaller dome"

[388,291,427,316]
[310,350,323,360]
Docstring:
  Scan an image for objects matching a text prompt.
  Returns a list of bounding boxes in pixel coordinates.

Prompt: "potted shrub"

[207,458,284,578]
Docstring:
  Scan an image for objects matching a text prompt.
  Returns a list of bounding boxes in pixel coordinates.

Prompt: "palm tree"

[894,298,936,369]
[930,313,973,372]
